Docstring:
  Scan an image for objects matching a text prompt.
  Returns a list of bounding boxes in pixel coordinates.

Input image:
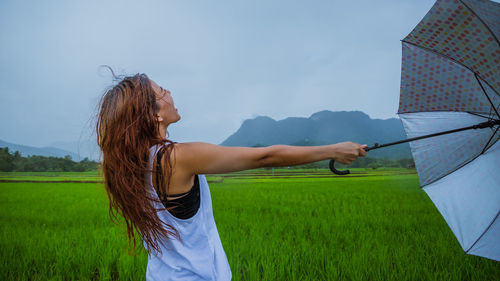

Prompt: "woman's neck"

[159,125,168,140]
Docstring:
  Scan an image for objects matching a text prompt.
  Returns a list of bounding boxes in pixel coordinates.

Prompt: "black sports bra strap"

[154,144,169,199]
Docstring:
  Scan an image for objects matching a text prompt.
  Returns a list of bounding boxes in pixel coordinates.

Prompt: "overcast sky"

[0,0,441,149]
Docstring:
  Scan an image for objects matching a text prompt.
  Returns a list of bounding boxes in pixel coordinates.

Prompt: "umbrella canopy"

[398,0,500,260]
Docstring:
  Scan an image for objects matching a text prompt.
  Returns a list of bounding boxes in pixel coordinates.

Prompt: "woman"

[96,71,366,281]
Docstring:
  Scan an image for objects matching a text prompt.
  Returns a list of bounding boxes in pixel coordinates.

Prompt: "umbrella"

[330,0,500,261]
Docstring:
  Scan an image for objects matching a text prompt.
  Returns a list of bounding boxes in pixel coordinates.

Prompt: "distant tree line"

[0,146,414,172]
[0,147,99,172]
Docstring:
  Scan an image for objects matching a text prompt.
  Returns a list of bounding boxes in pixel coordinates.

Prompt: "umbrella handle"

[329,160,350,175]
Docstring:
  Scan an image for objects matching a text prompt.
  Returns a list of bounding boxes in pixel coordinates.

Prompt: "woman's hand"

[331,142,367,164]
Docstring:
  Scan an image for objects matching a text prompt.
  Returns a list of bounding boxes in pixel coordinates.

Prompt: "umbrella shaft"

[365,119,500,152]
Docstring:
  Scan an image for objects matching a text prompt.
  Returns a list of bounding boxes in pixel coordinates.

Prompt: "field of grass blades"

[1,170,498,280]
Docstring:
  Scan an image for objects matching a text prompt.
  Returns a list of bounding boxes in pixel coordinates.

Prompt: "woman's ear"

[155,114,164,123]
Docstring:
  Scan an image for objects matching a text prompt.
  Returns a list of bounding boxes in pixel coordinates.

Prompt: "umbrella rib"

[466,112,495,120]
[420,157,474,188]
[459,0,500,47]
[399,110,494,117]
[401,41,500,99]
[465,210,500,254]
[481,125,500,154]
[474,74,500,120]
[420,136,497,188]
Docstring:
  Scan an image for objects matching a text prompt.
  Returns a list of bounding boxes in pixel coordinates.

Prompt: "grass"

[1,170,498,280]
[0,171,102,182]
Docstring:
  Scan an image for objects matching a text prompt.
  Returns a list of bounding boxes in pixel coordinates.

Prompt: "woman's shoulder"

[152,141,201,195]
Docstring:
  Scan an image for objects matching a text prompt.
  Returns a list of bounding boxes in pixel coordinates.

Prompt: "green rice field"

[1,169,498,280]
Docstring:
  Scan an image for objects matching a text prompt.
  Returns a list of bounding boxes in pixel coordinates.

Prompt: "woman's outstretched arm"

[173,142,366,175]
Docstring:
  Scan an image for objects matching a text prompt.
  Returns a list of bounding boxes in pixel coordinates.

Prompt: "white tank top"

[143,145,232,281]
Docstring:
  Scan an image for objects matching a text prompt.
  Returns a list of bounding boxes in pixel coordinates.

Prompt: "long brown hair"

[96,68,177,254]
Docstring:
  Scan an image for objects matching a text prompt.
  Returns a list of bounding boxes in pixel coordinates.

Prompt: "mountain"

[0,139,83,161]
[221,110,411,159]
[49,140,100,161]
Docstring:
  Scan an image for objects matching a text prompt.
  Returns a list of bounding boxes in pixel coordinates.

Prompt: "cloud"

[0,0,437,147]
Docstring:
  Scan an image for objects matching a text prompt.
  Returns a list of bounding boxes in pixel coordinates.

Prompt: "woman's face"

[150,79,180,126]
